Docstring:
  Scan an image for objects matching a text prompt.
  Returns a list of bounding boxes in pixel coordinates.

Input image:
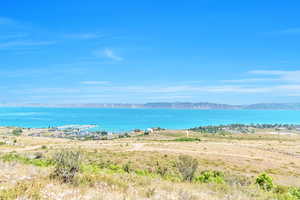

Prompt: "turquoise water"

[0,107,299,132]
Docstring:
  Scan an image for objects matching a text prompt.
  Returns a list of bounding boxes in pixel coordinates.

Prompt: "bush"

[274,185,289,194]
[195,170,224,184]
[100,131,108,136]
[122,162,132,173]
[1,153,52,167]
[34,152,43,159]
[225,174,251,186]
[101,136,108,140]
[289,187,300,199]
[155,161,168,177]
[124,133,131,137]
[174,137,201,142]
[176,155,198,182]
[12,128,22,136]
[50,150,81,183]
[255,173,274,191]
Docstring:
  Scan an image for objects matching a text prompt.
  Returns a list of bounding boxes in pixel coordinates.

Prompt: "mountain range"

[2,102,300,110]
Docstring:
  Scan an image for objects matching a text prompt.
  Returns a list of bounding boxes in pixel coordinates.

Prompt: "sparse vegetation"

[195,170,225,184]
[1,126,300,199]
[12,128,22,136]
[1,153,53,167]
[174,137,201,142]
[50,150,81,183]
[190,123,299,134]
[176,155,198,182]
[256,173,274,191]
[289,187,300,199]
[122,161,132,173]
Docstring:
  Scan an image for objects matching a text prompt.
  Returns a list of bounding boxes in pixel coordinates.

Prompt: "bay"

[0,107,299,132]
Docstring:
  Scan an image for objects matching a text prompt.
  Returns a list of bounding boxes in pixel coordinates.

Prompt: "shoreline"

[1,123,300,141]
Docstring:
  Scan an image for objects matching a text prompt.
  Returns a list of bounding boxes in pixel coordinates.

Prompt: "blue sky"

[1,0,300,104]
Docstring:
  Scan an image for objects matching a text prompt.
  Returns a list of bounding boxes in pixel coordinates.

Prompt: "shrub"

[274,185,289,194]
[122,162,132,173]
[108,164,122,172]
[135,169,151,176]
[12,128,22,136]
[225,174,251,186]
[174,137,201,142]
[100,131,108,136]
[124,133,130,137]
[195,170,224,184]
[50,150,81,183]
[0,181,44,199]
[101,136,108,140]
[1,153,52,167]
[145,187,156,198]
[176,155,198,182]
[289,187,300,199]
[155,161,168,177]
[34,152,43,159]
[255,173,274,191]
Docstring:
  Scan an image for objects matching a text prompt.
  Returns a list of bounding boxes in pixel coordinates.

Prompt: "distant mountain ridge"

[1,102,300,110]
[244,103,300,110]
[143,102,241,109]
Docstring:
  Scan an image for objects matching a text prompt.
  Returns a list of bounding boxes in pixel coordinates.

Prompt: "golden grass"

[0,128,300,199]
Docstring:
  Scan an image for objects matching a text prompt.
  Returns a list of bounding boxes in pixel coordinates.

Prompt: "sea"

[0,107,299,132]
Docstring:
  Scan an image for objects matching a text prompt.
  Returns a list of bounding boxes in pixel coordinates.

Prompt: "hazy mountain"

[244,103,300,110]
[2,102,300,110]
[143,102,242,109]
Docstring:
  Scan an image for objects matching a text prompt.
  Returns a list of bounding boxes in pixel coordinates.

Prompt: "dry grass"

[0,128,300,199]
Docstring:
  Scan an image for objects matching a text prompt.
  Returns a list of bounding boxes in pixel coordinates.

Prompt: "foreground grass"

[1,149,300,200]
[1,129,300,200]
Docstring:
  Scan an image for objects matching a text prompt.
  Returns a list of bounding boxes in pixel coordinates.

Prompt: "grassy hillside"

[0,127,300,199]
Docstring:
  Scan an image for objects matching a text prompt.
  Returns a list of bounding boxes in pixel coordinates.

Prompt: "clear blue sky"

[1,0,300,104]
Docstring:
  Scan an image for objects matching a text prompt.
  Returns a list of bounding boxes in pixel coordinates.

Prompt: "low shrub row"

[2,150,300,200]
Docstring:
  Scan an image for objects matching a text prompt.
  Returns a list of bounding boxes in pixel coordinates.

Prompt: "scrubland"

[1,127,300,200]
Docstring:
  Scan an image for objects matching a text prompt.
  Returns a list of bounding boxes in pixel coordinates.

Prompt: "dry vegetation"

[1,127,300,199]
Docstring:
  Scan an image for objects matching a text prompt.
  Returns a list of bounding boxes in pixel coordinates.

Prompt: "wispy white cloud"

[145,95,192,100]
[9,81,300,104]
[14,83,300,98]
[249,70,289,75]
[0,17,15,25]
[80,81,110,85]
[93,48,123,61]
[249,70,300,83]
[0,33,28,40]
[64,33,105,40]
[222,78,280,83]
[0,40,56,49]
